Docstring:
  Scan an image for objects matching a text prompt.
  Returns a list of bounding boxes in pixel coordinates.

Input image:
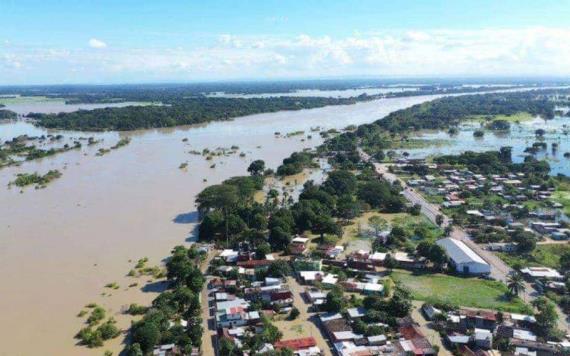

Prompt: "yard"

[391,270,532,313]
[499,244,570,270]
[551,190,570,215]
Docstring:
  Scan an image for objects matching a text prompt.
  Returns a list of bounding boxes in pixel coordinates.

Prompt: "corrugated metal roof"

[436,238,488,265]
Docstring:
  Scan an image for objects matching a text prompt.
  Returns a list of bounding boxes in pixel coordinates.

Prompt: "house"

[394,252,427,269]
[274,337,317,352]
[436,238,491,275]
[520,266,563,280]
[474,328,493,349]
[446,333,470,347]
[422,304,442,321]
[367,335,387,346]
[347,307,366,320]
[305,288,327,305]
[289,236,310,255]
[325,245,344,259]
[487,242,517,252]
[153,344,180,356]
[216,306,247,328]
[321,316,352,342]
[236,259,272,270]
[459,309,497,330]
[370,252,387,265]
[398,325,436,355]
[219,249,239,263]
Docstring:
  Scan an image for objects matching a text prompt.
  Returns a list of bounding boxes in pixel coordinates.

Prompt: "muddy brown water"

[0,94,447,355]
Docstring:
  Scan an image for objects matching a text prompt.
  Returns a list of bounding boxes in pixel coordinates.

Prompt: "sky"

[1,0,570,85]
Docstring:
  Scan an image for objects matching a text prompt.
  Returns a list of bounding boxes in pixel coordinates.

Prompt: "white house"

[436,238,490,275]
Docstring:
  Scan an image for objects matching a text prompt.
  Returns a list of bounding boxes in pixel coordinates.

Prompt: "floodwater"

[399,116,570,176]
[1,96,152,117]
[206,87,419,98]
[0,94,442,355]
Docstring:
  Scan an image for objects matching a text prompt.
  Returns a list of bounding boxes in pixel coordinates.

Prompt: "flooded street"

[0,94,440,355]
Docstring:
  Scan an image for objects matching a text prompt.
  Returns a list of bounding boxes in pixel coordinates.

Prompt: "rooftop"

[436,237,488,265]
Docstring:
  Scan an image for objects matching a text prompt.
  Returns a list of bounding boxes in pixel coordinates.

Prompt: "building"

[520,266,563,280]
[436,238,491,275]
[274,337,317,352]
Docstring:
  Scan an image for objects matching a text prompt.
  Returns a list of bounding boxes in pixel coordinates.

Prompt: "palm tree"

[507,272,526,297]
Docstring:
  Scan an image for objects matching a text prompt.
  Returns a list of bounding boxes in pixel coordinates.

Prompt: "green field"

[391,270,531,313]
[469,112,535,123]
[0,95,62,105]
[499,244,570,270]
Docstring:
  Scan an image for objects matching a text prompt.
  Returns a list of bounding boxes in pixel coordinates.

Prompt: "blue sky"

[1,0,570,84]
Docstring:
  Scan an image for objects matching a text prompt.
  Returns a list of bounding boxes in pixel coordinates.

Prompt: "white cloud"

[88,38,107,49]
[3,27,570,83]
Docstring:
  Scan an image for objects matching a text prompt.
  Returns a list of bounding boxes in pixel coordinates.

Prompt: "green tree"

[559,251,570,271]
[368,215,388,236]
[196,184,239,244]
[507,272,525,297]
[388,287,412,317]
[131,322,160,354]
[247,160,266,176]
[267,260,292,278]
[323,287,345,313]
[532,297,559,338]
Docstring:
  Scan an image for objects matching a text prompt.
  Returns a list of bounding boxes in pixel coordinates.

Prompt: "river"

[0,94,444,355]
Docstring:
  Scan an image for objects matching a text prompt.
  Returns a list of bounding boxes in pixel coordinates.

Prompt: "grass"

[469,112,535,123]
[391,270,531,313]
[499,244,570,270]
[0,95,62,105]
[551,190,570,215]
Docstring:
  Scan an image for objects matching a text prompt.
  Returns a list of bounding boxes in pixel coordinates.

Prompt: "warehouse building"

[436,238,491,275]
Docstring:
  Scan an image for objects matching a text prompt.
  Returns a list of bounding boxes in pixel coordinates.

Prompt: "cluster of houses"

[422,304,570,355]
[208,246,324,356]
[404,166,569,241]
[314,311,437,356]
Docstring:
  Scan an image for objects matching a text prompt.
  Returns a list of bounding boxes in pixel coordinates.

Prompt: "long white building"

[436,238,491,275]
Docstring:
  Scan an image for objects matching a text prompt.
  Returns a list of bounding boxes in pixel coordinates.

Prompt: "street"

[359,150,569,332]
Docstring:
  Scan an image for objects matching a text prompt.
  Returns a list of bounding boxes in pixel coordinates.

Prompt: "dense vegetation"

[197,162,405,250]
[1,79,551,102]
[375,91,554,133]
[30,96,376,131]
[124,246,205,355]
[0,109,17,120]
[276,151,317,176]
[433,148,551,177]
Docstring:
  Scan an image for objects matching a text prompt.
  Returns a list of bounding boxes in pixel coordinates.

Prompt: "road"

[277,277,332,356]
[199,251,217,356]
[359,151,569,332]
[411,301,452,356]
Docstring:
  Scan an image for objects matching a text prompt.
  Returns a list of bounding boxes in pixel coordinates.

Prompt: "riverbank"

[0,94,439,355]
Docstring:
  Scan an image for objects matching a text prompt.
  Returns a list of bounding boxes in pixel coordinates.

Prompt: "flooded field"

[206,86,419,98]
[398,116,570,176]
[0,94,440,355]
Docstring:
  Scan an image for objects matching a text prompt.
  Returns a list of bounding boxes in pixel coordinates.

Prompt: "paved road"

[359,151,569,332]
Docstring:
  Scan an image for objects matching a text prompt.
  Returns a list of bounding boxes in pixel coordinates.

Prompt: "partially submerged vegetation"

[96,137,131,156]
[0,109,17,120]
[0,134,82,169]
[8,170,62,189]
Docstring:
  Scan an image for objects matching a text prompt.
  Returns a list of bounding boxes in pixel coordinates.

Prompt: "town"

[177,144,570,356]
